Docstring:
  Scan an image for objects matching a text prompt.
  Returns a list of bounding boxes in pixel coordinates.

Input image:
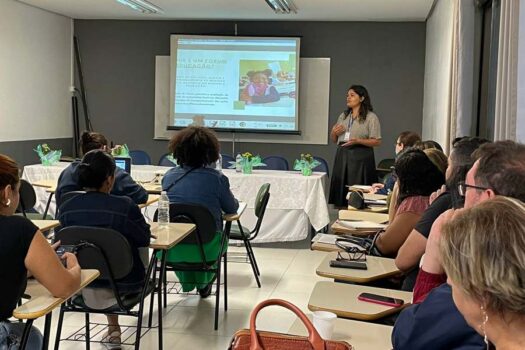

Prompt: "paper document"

[337,220,387,230]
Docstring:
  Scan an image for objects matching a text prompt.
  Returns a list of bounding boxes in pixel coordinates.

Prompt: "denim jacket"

[55,161,148,207]
[162,166,239,231]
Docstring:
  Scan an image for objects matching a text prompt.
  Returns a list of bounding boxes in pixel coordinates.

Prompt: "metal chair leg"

[54,306,65,350]
[223,251,228,311]
[243,240,261,287]
[214,255,222,331]
[246,240,260,276]
[18,319,33,350]
[84,313,90,350]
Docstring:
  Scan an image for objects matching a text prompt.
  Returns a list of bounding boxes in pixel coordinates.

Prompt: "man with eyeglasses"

[392,140,525,350]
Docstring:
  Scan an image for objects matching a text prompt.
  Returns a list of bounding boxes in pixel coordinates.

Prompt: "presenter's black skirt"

[329,144,377,207]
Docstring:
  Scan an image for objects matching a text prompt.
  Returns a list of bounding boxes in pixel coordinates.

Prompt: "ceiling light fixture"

[264,0,298,14]
[116,0,163,14]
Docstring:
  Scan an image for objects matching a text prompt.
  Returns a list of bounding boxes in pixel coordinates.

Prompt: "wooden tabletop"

[31,179,57,189]
[13,269,99,320]
[347,205,389,213]
[363,193,388,201]
[316,252,400,283]
[223,201,247,222]
[311,241,344,252]
[339,210,389,224]
[149,222,196,250]
[288,316,393,350]
[32,220,60,232]
[308,281,412,321]
[141,182,162,194]
[331,221,380,236]
[139,194,160,209]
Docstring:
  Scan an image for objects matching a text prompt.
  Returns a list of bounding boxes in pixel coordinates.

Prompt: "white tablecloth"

[22,163,330,242]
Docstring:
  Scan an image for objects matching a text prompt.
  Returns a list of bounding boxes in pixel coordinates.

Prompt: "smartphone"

[56,245,76,266]
[329,260,367,270]
[357,292,404,307]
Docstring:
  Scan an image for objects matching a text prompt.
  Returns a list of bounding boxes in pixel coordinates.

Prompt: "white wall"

[518,0,525,143]
[422,0,454,148]
[0,0,72,142]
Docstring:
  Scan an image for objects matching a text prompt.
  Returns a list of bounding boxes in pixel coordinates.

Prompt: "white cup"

[312,311,337,339]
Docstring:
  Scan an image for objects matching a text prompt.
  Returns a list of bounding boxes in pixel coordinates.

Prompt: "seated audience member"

[58,150,151,348]
[392,141,525,350]
[162,126,239,295]
[373,149,445,257]
[395,137,489,274]
[372,131,421,195]
[56,131,147,206]
[414,139,444,152]
[441,197,525,349]
[0,154,80,348]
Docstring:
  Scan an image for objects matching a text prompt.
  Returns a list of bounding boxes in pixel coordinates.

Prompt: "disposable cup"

[312,311,337,339]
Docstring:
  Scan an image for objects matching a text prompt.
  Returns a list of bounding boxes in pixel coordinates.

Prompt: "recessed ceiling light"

[264,0,298,14]
[116,0,163,14]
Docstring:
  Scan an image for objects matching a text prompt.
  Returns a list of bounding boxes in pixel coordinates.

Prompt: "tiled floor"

[33,246,330,349]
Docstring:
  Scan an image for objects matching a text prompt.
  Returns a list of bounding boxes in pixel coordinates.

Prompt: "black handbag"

[347,190,366,210]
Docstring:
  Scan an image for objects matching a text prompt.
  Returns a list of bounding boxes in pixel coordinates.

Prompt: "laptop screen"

[114,157,131,173]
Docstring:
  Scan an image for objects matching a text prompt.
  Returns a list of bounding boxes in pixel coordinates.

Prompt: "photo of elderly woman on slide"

[239,70,280,104]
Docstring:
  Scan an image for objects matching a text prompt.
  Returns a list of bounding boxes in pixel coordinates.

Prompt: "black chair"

[229,183,270,288]
[376,158,395,183]
[262,156,289,170]
[53,226,157,350]
[129,150,152,165]
[313,156,330,176]
[221,154,235,168]
[158,153,177,167]
[16,179,51,220]
[154,203,228,330]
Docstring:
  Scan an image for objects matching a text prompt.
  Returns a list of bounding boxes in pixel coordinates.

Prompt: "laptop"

[114,156,131,173]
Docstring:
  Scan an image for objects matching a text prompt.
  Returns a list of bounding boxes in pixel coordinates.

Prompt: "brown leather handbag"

[228,299,352,350]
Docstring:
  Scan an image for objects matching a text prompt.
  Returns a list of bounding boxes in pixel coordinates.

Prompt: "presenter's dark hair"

[169,126,220,168]
[80,131,108,155]
[344,85,373,122]
[395,149,445,205]
[0,154,20,190]
[77,150,116,189]
[447,137,490,208]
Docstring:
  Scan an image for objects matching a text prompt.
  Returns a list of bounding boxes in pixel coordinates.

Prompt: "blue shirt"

[392,284,485,349]
[55,161,148,207]
[58,192,151,289]
[162,167,239,231]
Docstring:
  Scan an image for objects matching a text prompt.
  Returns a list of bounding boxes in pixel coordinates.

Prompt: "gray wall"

[1,138,73,167]
[73,20,426,173]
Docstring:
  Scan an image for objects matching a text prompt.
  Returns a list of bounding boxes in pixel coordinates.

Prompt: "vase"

[301,167,313,176]
[242,162,253,174]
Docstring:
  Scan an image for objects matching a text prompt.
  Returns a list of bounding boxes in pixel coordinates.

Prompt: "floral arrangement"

[166,154,178,165]
[228,152,266,174]
[293,153,320,176]
[34,144,61,166]
[111,144,130,158]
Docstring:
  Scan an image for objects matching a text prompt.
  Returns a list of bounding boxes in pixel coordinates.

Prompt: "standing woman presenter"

[329,85,382,207]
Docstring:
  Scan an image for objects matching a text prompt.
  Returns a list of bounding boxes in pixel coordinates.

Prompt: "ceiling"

[17,0,434,21]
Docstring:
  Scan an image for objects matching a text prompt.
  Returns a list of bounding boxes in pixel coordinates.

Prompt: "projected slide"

[170,35,300,133]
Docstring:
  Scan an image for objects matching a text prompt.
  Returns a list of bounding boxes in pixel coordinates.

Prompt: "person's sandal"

[103,330,122,350]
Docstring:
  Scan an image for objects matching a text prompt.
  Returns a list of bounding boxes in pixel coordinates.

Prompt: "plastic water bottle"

[235,154,242,172]
[158,191,170,228]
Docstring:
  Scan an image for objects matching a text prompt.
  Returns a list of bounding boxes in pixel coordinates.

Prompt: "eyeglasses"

[457,181,491,197]
[336,249,367,262]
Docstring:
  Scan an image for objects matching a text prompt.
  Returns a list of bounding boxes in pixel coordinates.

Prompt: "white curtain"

[493,0,519,141]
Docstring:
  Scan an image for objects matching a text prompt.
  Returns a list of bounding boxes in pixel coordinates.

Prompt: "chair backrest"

[221,154,235,167]
[313,156,330,176]
[16,179,36,215]
[377,158,395,171]
[129,150,152,165]
[56,190,85,217]
[158,153,177,167]
[252,184,271,236]
[154,203,217,245]
[262,156,289,171]
[55,226,133,281]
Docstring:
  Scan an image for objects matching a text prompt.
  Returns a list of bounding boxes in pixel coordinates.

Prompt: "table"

[138,194,160,209]
[23,164,329,242]
[31,220,60,232]
[308,281,412,321]
[338,210,389,224]
[331,221,382,236]
[13,269,100,349]
[316,252,401,283]
[288,316,393,350]
[146,222,195,349]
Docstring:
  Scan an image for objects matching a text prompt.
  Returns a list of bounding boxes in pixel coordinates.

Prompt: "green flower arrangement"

[34,144,61,166]
[111,144,130,158]
[293,153,320,176]
[228,152,266,174]
[166,154,178,165]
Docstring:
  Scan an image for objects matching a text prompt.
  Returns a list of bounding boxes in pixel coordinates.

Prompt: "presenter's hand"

[341,138,360,147]
[332,124,345,136]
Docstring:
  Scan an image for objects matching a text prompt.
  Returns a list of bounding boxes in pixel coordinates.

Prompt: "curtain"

[493,0,519,141]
